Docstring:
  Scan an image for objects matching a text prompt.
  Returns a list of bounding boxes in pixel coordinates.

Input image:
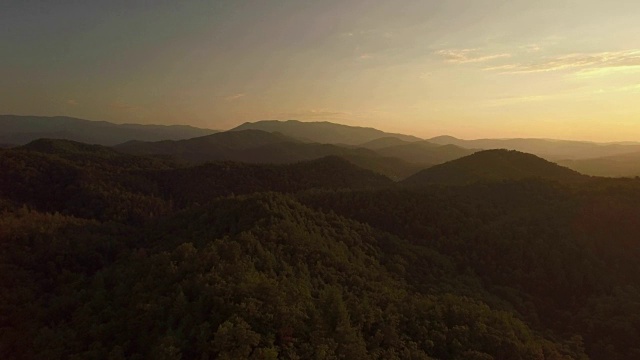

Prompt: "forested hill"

[0,143,391,221]
[403,149,587,186]
[2,138,640,359]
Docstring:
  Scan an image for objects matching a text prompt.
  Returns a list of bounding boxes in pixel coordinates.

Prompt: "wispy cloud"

[66,99,78,106]
[485,50,640,74]
[483,94,560,107]
[436,49,511,64]
[575,65,640,79]
[484,83,640,107]
[224,93,246,102]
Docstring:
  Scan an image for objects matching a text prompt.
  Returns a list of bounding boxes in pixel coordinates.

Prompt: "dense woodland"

[2,138,640,359]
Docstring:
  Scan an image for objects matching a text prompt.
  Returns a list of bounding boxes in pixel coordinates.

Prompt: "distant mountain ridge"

[429,135,640,160]
[374,141,476,166]
[403,149,587,186]
[232,120,422,145]
[0,115,218,146]
[558,151,640,177]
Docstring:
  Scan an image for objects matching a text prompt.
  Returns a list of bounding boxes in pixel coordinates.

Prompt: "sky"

[2,0,640,141]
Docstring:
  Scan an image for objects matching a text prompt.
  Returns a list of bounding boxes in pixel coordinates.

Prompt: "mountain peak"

[402,149,587,186]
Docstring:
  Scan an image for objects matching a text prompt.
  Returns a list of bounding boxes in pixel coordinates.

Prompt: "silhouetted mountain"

[375,141,476,166]
[402,149,586,186]
[429,135,640,160]
[559,151,640,177]
[116,130,422,180]
[0,115,218,145]
[231,119,422,144]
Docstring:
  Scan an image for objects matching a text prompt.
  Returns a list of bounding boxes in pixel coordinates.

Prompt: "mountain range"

[558,151,640,177]
[0,115,218,146]
[4,115,640,178]
[116,129,477,180]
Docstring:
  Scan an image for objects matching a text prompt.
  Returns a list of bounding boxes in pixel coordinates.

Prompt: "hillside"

[429,135,640,160]
[0,192,578,359]
[299,180,640,360]
[403,149,586,186]
[231,120,422,145]
[0,115,218,145]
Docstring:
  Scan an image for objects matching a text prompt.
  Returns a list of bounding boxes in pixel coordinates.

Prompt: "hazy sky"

[2,0,640,141]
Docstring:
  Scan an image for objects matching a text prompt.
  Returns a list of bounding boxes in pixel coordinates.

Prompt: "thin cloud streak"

[436,49,511,64]
[485,50,640,74]
[484,83,640,108]
[575,65,640,79]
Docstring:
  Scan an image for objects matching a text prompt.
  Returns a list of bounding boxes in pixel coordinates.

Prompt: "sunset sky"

[2,0,640,141]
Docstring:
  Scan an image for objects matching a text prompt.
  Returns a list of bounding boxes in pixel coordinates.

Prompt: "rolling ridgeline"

[2,118,640,359]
